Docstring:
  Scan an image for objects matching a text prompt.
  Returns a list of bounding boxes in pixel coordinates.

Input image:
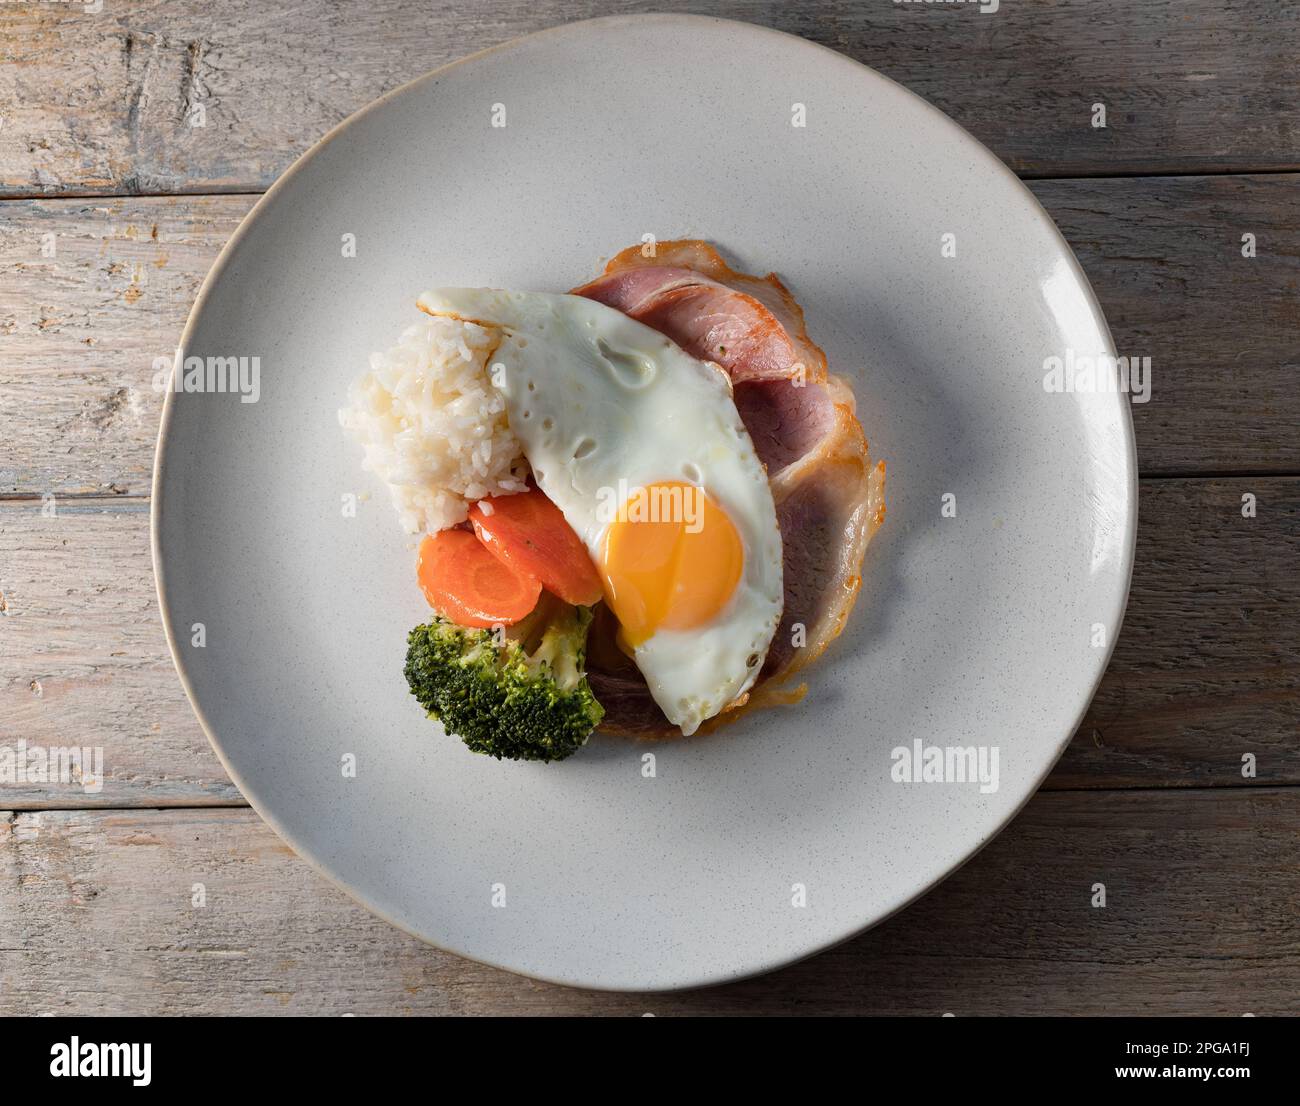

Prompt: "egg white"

[418,288,783,735]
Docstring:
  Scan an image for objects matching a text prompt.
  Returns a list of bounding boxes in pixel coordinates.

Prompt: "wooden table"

[2,1,1297,1015]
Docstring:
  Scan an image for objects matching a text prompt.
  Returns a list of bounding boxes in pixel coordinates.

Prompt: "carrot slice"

[417,530,541,627]
[469,490,603,606]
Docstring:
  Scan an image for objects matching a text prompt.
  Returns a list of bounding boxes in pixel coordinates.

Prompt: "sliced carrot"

[417,530,541,627]
[469,489,603,607]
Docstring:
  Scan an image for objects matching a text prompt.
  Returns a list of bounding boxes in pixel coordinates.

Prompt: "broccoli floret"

[403,599,604,762]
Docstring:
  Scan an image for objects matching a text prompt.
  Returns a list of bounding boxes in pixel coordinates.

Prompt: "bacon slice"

[733,377,840,478]
[574,241,830,385]
[573,241,886,737]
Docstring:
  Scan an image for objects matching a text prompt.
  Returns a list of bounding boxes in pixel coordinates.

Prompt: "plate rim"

[151,11,1139,992]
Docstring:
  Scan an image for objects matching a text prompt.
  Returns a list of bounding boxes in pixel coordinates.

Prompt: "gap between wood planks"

[1019,166,1300,182]
[4,166,1300,204]
[8,778,1300,818]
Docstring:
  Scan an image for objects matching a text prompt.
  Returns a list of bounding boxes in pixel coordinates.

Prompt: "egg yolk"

[599,481,743,647]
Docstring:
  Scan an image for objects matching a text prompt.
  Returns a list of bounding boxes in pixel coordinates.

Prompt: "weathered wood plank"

[0,1,1294,198]
[1057,477,1300,788]
[0,499,240,807]
[2,790,1296,1013]
[1035,174,1300,476]
[1,1,1298,197]
[0,196,248,496]
[2,176,1298,498]
[0,195,247,496]
[1,479,1296,806]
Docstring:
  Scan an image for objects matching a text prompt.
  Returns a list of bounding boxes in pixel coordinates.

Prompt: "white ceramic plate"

[154,14,1135,990]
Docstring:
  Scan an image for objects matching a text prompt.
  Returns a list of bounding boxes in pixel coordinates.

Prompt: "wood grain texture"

[1057,477,1300,788]
[2,176,1298,499]
[2,790,1296,1014]
[0,499,240,807]
[1,1,1298,196]
[0,195,247,496]
[1037,174,1300,475]
[1,479,1296,807]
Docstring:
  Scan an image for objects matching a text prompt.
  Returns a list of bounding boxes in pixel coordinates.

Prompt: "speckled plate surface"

[153,14,1135,990]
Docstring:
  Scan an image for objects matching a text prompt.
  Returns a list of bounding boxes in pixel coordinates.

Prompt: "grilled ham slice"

[574,241,886,736]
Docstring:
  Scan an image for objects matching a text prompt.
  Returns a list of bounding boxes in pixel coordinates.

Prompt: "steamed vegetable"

[469,489,603,606]
[416,529,540,627]
[403,596,604,762]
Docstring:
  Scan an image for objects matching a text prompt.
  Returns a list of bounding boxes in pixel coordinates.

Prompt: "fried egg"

[417,288,783,735]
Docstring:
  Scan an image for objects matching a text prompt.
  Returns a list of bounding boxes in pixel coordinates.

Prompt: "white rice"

[338,314,529,533]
